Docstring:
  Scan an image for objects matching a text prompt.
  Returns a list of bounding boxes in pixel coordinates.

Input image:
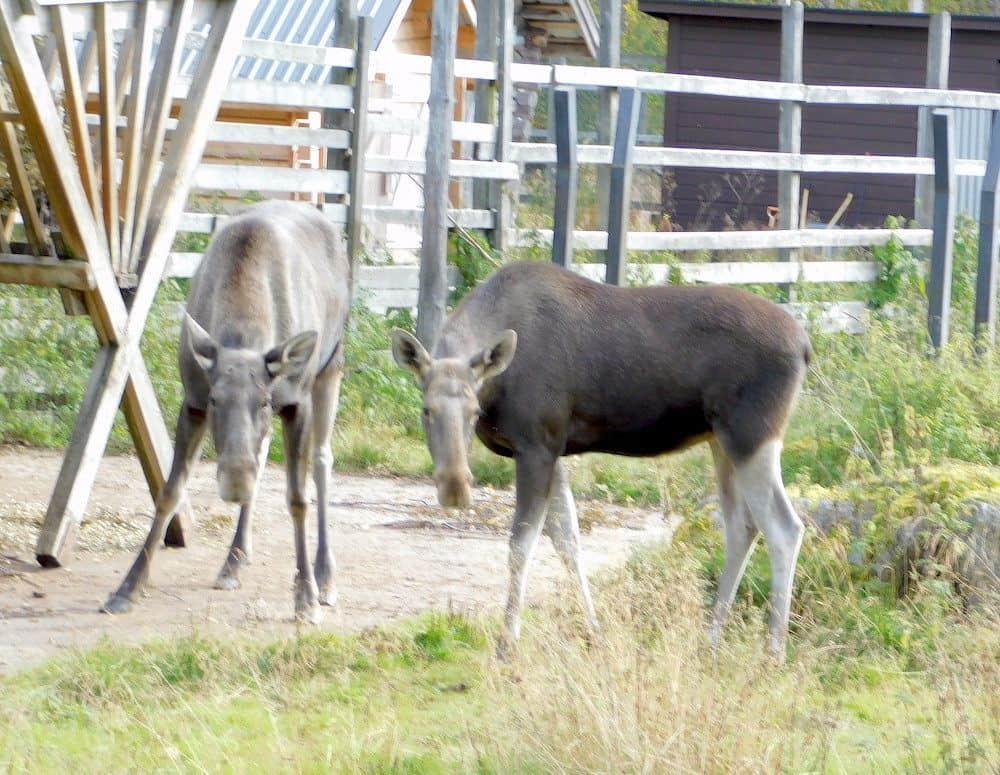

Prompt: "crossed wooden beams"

[0,0,254,566]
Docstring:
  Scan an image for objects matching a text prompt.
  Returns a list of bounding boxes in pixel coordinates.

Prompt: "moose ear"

[185,314,218,373]
[265,331,318,379]
[469,329,517,383]
[390,328,431,379]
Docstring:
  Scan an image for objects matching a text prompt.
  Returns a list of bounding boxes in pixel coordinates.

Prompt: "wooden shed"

[639,1,1000,230]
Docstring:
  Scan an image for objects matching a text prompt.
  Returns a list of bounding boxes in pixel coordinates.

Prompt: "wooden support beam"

[347,15,372,287]
[95,3,120,273]
[605,87,640,286]
[472,0,496,210]
[322,0,356,204]
[0,254,95,289]
[489,0,513,254]
[928,110,955,349]
[778,0,804,294]
[916,13,950,227]
[128,0,194,268]
[416,0,459,349]
[112,27,135,116]
[551,86,577,269]
[596,0,621,231]
[119,0,154,274]
[975,110,1000,351]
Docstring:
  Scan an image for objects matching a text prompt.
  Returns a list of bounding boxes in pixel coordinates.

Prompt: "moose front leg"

[282,401,321,624]
[498,447,556,660]
[102,404,207,613]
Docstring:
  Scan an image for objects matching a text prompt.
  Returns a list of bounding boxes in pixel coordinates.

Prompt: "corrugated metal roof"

[180,0,402,84]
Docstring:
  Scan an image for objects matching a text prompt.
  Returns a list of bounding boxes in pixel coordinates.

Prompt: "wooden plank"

[112,28,134,116]
[192,164,349,194]
[0,94,50,256]
[415,0,459,348]
[928,110,956,349]
[512,227,933,251]
[367,114,496,143]
[119,0,154,274]
[52,6,100,221]
[511,143,988,177]
[551,86,577,268]
[974,110,1000,349]
[365,156,519,179]
[570,261,878,285]
[128,0,194,268]
[373,50,495,81]
[0,254,95,289]
[209,80,353,111]
[490,0,514,253]
[239,38,354,70]
[472,0,496,209]
[96,3,120,273]
[916,12,951,226]
[778,1,804,281]
[605,87,640,286]
[205,121,350,148]
[348,16,372,277]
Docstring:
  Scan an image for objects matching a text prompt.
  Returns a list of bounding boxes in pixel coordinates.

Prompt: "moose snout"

[217,460,257,504]
[434,468,474,510]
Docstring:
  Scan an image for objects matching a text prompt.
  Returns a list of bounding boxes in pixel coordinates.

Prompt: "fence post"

[489,0,514,254]
[552,86,577,268]
[347,15,371,293]
[915,13,951,227]
[416,0,458,349]
[605,88,641,286]
[472,0,497,211]
[778,0,804,299]
[928,109,955,349]
[324,0,357,203]
[974,110,1000,351]
[596,0,622,240]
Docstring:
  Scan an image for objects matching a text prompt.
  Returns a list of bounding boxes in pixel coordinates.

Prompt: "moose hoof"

[317,582,338,608]
[101,595,133,615]
[295,604,323,625]
[214,574,241,591]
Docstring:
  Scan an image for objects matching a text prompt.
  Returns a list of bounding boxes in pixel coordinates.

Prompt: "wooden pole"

[324,0,357,203]
[778,0,804,297]
[606,88,641,286]
[416,0,459,349]
[348,15,371,289]
[596,0,621,237]
[928,109,955,349]
[974,110,1000,351]
[916,12,950,227]
[472,0,497,211]
[490,0,514,254]
[552,86,577,269]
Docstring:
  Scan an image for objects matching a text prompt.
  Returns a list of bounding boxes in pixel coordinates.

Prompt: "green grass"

[1,523,996,773]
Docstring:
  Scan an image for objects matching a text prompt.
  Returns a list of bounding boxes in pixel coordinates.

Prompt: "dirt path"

[0,447,671,674]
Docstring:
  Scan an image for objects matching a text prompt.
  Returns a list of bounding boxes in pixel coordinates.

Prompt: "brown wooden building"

[639,2,1000,230]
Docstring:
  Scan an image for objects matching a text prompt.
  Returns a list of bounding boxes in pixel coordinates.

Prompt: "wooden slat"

[570,260,878,285]
[975,111,1000,347]
[0,254,95,289]
[206,80,353,111]
[192,164,349,194]
[0,92,50,256]
[551,86,577,268]
[95,3,120,273]
[367,114,496,143]
[366,156,519,180]
[928,110,955,348]
[128,0,193,267]
[52,6,101,219]
[348,16,372,277]
[111,27,134,116]
[118,0,154,272]
[239,37,354,69]
[513,227,934,251]
[605,87,640,285]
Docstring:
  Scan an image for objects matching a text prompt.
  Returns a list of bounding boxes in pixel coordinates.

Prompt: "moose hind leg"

[215,430,271,590]
[733,439,804,658]
[311,365,343,607]
[283,401,321,624]
[543,460,599,634]
[708,440,759,645]
[103,405,207,613]
[499,448,556,659]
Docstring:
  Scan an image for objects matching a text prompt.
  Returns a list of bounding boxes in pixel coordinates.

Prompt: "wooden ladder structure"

[0,0,254,566]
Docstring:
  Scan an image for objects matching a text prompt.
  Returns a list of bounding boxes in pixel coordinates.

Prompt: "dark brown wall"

[663,17,998,230]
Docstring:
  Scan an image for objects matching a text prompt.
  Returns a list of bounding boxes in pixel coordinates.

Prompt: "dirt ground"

[0,447,673,674]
